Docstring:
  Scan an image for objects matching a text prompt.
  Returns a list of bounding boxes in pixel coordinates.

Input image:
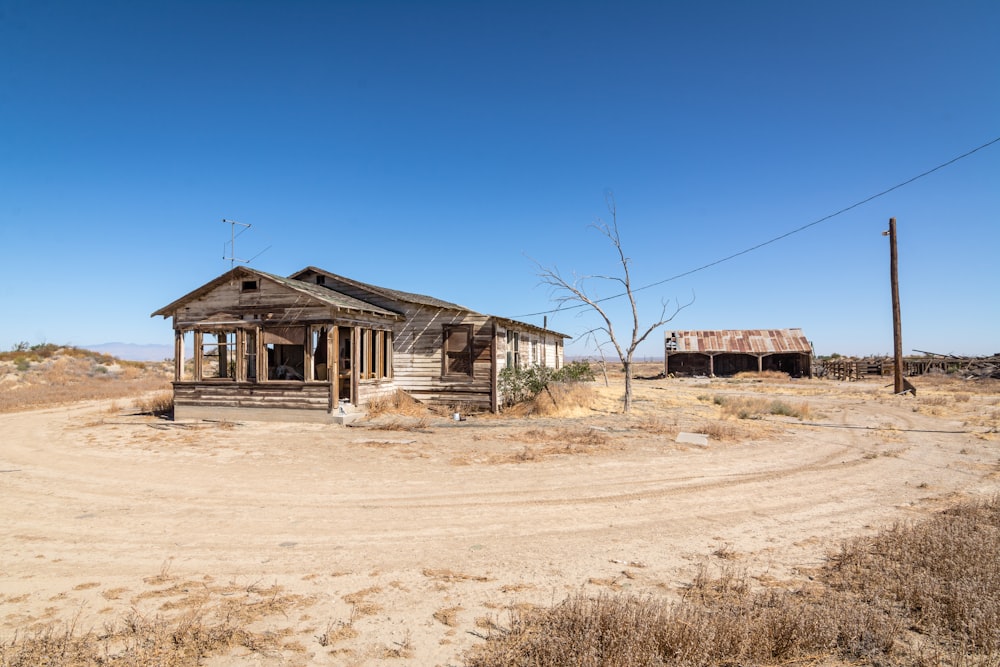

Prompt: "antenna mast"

[222,218,251,270]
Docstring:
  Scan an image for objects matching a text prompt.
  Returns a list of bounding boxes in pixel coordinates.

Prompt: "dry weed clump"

[634,415,679,437]
[464,496,1000,667]
[365,390,426,418]
[529,382,597,417]
[714,394,811,420]
[731,370,792,382]
[0,580,306,666]
[827,495,1000,656]
[490,427,615,463]
[133,390,174,417]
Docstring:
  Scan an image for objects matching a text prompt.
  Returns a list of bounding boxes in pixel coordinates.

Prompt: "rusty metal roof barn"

[665,329,813,377]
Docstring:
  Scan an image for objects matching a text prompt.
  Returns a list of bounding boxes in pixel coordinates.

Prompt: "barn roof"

[666,329,812,355]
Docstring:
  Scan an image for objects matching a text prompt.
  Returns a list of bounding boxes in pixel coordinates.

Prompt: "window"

[311,326,328,381]
[263,326,305,380]
[506,330,520,369]
[201,330,237,379]
[352,328,393,381]
[244,330,257,380]
[443,324,474,378]
[383,330,393,379]
[240,279,259,292]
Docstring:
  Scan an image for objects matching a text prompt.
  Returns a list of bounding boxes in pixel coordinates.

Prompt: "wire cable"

[511,135,1000,319]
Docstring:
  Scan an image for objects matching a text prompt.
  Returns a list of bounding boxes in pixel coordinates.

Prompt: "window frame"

[442,323,475,379]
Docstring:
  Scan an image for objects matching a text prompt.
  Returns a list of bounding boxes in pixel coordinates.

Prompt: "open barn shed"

[664,329,813,378]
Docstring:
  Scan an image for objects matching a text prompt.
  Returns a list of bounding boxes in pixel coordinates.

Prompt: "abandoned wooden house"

[152,266,569,422]
[664,329,813,378]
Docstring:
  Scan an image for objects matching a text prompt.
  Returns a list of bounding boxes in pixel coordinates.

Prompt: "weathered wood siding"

[494,325,564,371]
[173,277,333,328]
[173,382,331,410]
[296,272,496,409]
[393,305,494,408]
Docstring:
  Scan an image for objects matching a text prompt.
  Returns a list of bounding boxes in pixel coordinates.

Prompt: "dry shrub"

[133,390,174,416]
[365,390,426,418]
[634,416,679,437]
[732,370,790,381]
[465,497,1000,667]
[529,382,596,417]
[422,568,489,583]
[367,417,429,431]
[827,495,1000,655]
[0,580,304,666]
[492,427,614,463]
[696,420,740,441]
[433,605,464,627]
[717,395,771,419]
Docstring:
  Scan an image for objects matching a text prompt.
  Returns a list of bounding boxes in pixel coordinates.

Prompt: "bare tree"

[536,196,691,413]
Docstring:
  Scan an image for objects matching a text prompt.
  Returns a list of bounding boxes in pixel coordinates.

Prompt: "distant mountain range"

[82,342,176,362]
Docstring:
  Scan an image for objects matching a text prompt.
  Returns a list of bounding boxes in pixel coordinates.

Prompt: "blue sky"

[2,1,997,360]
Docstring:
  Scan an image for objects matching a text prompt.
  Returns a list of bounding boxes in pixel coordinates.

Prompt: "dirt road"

[1,376,997,665]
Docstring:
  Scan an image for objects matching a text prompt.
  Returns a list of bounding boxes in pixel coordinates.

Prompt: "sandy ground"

[1,374,998,665]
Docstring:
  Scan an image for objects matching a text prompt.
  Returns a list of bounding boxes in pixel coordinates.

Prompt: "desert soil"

[1,373,998,666]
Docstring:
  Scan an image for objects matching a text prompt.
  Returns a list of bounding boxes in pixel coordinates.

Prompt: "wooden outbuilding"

[664,329,813,378]
[152,266,568,422]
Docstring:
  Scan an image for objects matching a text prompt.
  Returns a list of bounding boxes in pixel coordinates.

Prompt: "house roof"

[150,267,401,320]
[665,329,812,355]
[292,267,570,339]
[290,266,472,312]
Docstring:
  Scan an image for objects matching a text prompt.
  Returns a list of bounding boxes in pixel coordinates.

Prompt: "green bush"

[14,357,30,372]
[498,362,595,408]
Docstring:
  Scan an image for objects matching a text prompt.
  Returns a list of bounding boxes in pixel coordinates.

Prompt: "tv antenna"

[222,218,271,269]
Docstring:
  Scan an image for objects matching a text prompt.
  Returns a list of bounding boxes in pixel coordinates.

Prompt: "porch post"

[174,330,184,381]
[351,326,360,406]
[329,326,338,410]
[193,331,203,381]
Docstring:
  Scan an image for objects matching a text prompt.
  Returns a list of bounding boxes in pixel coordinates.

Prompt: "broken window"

[244,330,257,380]
[201,330,237,380]
[263,326,305,380]
[311,326,329,381]
[379,330,392,379]
[358,328,392,381]
[240,279,259,293]
[506,330,520,369]
[443,324,474,378]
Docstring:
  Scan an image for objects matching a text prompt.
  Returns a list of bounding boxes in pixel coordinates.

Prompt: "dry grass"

[0,349,170,413]
[714,394,811,420]
[488,427,617,463]
[0,579,307,666]
[365,390,427,418]
[132,391,174,417]
[463,496,1000,667]
[433,606,464,627]
[529,383,597,417]
[732,370,794,381]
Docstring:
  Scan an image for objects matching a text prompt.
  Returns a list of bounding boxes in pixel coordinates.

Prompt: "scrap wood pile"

[915,351,1000,380]
[957,355,1000,380]
[819,353,1000,381]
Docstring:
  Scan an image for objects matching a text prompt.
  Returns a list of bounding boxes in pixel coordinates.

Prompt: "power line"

[511,135,1000,319]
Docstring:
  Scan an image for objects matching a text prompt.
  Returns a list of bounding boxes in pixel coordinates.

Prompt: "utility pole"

[883,218,904,393]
